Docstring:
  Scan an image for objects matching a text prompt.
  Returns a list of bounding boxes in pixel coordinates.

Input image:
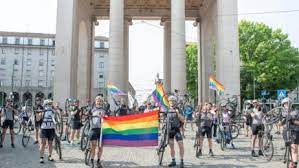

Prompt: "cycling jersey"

[90,106,106,129]
[252,110,263,125]
[222,111,230,124]
[41,107,56,129]
[167,108,181,129]
[199,111,213,128]
[2,107,14,121]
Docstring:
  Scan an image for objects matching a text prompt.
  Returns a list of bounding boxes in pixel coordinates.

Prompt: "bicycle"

[21,117,34,148]
[54,132,62,160]
[13,116,22,135]
[80,113,91,151]
[257,122,274,161]
[194,129,201,157]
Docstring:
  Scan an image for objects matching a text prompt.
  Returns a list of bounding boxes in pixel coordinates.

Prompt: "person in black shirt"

[69,99,82,145]
[33,98,44,144]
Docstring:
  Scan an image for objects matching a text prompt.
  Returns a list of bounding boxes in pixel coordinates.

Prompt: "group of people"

[2,92,299,168]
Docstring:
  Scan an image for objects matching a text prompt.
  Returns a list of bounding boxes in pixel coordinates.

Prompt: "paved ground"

[0,126,289,168]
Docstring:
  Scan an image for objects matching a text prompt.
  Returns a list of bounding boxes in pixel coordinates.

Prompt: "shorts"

[251,124,264,136]
[199,126,212,139]
[184,114,193,121]
[35,121,42,129]
[169,127,183,142]
[40,129,56,141]
[23,117,29,122]
[70,120,81,130]
[2,120,14,129]
[89,128,101,141]
[283,129,299,145]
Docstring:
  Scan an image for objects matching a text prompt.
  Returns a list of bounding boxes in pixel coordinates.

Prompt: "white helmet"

[22,106,27,111]
[43,99,53,106]
[281,97,292,105]
[168,95,177,102]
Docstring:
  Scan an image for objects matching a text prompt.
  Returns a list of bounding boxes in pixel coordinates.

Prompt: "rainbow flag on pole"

[209,76,225,95]
[152,83,170,110]
[107,83,126,95]
[102,110,159,147]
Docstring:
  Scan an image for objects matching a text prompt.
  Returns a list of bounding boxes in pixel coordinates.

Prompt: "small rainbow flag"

[102,110,159,147]
[152,83,170,110]
[209,76,225,95]
[107,84,126,95]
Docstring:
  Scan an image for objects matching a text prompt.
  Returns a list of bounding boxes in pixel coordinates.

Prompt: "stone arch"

[23,92,33,106]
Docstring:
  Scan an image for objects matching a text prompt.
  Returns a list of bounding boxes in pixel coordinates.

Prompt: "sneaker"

[11,144,15,148]
[180,161,184,168]
[61,136,66,141]
[231,143,235,149]
[90,161,94,168]
[40,158,44,164]
[251,150,258,157]
[209,150,214,157]
[0,144,3,148]
[33,141,39,145]
[97,161,103,168]
[48,156,54,162]
[258,150,263,156]
[197,150,202,157]
[168,161,176,167]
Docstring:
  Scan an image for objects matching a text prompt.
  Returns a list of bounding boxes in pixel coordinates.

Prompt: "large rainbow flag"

[102,110,159,147]
[152,83,170,110]
[209,76,225,95]
[107,83,126,95]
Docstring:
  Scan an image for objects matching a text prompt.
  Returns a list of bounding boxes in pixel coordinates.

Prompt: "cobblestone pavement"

[0,126,288,168]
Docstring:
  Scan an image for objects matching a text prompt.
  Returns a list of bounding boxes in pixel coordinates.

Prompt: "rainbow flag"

[102,110,159,147]
[107,84,126,95]
[209,76,225,95]
[152,83,170,110]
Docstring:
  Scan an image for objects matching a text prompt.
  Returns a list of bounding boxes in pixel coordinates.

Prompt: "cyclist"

[62,98,72,141]
[89,96,107,168]
[280,97,299,168]
[33,98,44,144]
[221,106,235,148]
[144,102,154,113]
[39,99,56,163]
[243,100,253,137]
[69,99,82,145]
[211,104,218,138]
[196,102,214,157]
[0,98,18,148]
[183,101,194,131]
[167,95,185,168]
[250,100,264,157]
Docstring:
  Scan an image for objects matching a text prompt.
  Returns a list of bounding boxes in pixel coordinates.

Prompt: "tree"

[239,20,299,100]
[186,43,198,99]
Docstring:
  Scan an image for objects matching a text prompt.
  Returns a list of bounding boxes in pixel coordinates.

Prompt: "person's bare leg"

[9,129,14,145]
[291,144,298,164]
[1,128,7,145]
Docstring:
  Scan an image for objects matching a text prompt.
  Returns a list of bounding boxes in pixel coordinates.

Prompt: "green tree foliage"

[186,43,198,99]
[239,20,299,100]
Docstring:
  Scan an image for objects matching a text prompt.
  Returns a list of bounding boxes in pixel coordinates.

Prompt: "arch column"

[171,0,186,94]
[163,20,171,94]
[108,0,125,109]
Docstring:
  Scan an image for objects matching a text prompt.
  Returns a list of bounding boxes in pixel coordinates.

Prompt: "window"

[40,39,45,46]
[1,48,6,54]
[51,49,55,56]
[14,48,19,55]
[15,38,20,45]
[52,40,55,46]
[28,38,33,45]
[51,60,55,66]
[39,60,44,66]
[98,82,104,88]
[99,62,104,68]
[26,59,32,66]
[14,60,19,65]
[25,80,30,86]
[39,48,44,55]
[99,74,104,79]
[51,70,54,76]
[99,52,104,58]
[2,37,7,44]
[38,80,43,87]
[1,57,5,65]
[27,48,32,55]
[100,42,105,48]
[39,70,44,77]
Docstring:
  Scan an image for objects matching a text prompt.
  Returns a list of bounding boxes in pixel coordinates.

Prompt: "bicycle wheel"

[14,120,21,135]
[84,147,90,166]
[231,124,239,139]
[261,135,274,161]
[157,131,166,166]
[195,138,201,157]
[55,136,62,160]
[66,129,71,144]
[286,147,291,168]
[22,127,30,148]
[220,132,225,151]
[80,122,90,151]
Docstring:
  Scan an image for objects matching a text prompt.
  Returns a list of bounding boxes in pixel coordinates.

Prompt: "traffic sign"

[277,89,287,100]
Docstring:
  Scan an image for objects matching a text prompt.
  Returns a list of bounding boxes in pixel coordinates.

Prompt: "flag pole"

[99,117,103,147]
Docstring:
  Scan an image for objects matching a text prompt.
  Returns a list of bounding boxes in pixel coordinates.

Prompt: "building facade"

[0,31,108,106]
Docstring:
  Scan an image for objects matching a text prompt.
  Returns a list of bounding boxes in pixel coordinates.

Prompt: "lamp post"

[11,59,17,93]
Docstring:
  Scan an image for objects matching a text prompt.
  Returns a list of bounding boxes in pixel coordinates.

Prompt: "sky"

[0,0,299,102]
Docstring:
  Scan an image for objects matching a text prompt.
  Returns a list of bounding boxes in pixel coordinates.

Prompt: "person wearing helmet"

[166,95,185,168]
[280,97,299,168]
[69,98,82,145]
[196,102,215,157]
[33,98,44,144]
[243,101,253,137]
[19,106,31,125]
[250,100,264,157]
[89,96,107,168]
[39,99,56,163]
[0,99,18,148]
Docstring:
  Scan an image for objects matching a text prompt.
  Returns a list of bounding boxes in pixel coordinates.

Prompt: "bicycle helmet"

[281,97,292,105]
[95,95,104,101]
[168,95,177,102]
[43,99,53,106]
